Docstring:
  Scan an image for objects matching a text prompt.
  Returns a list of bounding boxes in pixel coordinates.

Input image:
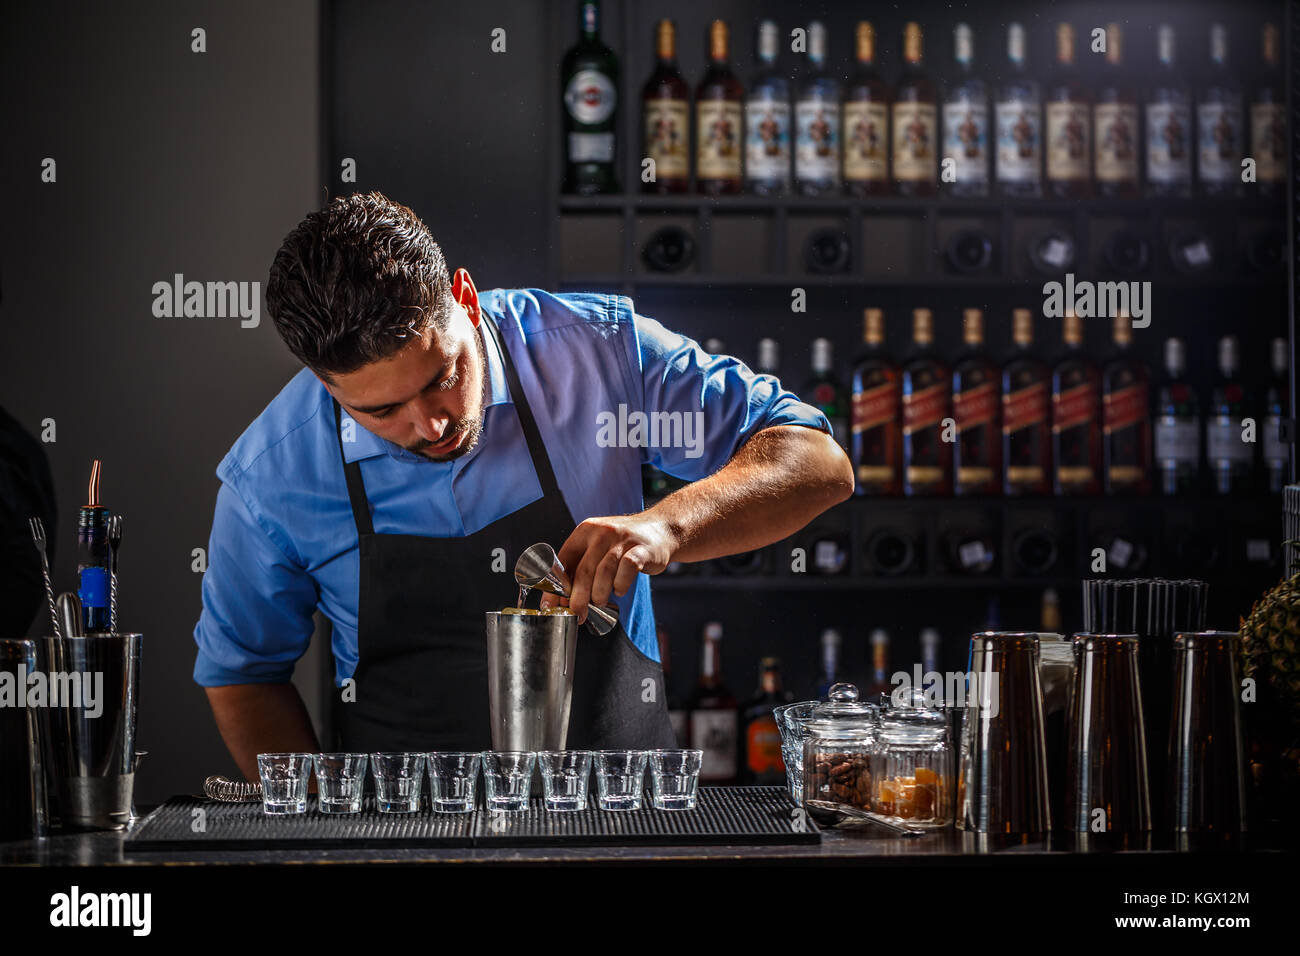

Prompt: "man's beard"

[406,323,488,461]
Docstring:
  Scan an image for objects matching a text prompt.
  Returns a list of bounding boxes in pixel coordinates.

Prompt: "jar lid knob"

[827,682,859,703]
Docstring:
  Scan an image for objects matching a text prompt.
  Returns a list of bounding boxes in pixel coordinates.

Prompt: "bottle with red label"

[1001,308,1051,495]
[1154,338,1201,495]
[1102,314,1152,495]
[902,308,952,496]
[688,622,738,785]
[952,308,1001,496]
[851,308,901,495]
[1051,312,1102,495]
[742,656,792,785]
[805,338,849,451]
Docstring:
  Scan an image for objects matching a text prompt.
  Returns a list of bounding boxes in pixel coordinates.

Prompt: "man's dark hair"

[267,191,453,376]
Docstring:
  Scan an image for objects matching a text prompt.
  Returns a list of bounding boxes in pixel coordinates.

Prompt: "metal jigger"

[514,542,618,636]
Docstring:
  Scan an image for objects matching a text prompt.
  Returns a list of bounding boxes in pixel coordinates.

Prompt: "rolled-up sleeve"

[192,481,318,686]
[629,308,831,482]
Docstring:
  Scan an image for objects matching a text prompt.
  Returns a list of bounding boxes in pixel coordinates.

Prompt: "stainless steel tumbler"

[958,632,1053,835]
[0,639,49,840]
[38,633,142,830]
[1169,631,1247,834]
[485,612,577,752]
[1065,634,1151,833]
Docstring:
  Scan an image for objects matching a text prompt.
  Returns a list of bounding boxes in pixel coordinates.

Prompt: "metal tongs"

[514,542,619,636]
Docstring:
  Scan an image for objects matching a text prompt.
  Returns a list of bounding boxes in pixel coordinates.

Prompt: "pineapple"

[1239,572,1300,722]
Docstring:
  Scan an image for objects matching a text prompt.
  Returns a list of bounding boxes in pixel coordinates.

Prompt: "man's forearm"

[648,424,853,563]
[204,683,321,781]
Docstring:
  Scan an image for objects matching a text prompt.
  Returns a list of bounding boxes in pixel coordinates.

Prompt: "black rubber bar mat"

[124,786,818,851]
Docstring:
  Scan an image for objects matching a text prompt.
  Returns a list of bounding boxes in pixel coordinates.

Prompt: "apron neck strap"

[334,399,374,536]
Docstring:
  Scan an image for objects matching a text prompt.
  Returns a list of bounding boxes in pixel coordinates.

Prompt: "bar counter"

[2,807,1291,867]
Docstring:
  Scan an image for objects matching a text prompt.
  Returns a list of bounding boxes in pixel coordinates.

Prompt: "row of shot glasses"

[256,749,704,814]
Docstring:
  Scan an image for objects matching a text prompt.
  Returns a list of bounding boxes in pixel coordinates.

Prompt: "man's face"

[324,304,488,461]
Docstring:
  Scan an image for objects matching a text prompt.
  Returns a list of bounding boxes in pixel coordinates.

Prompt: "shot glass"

[481,751,536,811]
[427,752,481,813]
[537,751,593,811]
[370,752,426,813]
[257,753,313,815]
[648,749,702,810]
[313,753,368,814]
[593,750,649,811]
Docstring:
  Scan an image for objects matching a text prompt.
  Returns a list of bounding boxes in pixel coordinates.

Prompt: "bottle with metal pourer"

[77,459,112,633]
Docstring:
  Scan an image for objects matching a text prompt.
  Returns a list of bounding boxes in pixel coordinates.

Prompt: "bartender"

[193,191,852,779]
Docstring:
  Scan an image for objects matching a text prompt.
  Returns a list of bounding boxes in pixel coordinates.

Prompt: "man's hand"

[540,425,853,623]
[540,514,678,624]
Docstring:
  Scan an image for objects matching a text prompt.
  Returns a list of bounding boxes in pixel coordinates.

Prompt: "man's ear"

[452,268,480,324]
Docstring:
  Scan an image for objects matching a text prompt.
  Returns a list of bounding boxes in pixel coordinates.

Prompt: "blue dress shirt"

[193,289,832,687]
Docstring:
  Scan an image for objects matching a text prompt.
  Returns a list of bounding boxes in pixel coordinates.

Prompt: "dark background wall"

[1,0,1288,800]
[2,0,324,803]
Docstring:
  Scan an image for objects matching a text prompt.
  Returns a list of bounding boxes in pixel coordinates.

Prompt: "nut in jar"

[800,683,880,828]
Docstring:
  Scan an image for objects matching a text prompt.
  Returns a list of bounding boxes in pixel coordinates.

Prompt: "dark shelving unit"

[543,0,1293,701]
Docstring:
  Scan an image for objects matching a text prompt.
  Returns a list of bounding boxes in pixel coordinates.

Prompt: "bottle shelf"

[643,492,1285,591]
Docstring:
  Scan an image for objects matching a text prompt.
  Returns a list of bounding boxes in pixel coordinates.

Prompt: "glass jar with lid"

[874,689,951,828]
[801,683,881,828]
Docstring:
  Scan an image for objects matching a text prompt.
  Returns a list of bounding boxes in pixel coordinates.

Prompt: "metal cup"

[485,611,577,753]
[38,633,142,830]
[958,632,1052,835]
[1065,634,1151,834]
[514,542,619,636]
[0,639,49,840]
[1169,631,1247,834]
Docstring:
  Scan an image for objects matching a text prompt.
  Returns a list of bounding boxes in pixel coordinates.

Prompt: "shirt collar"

[337,312,513,465]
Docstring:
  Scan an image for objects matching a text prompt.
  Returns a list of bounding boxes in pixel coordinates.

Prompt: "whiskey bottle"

[816,628,842,700]
[1045,23,1091,198]
[843,21,890,196]
[1198,24,1243,198]
[1264,337,1289,494]
[805,338,849,450]
[902,308,952,496]
[866,628,893,705]
[892,22,938,197]
[995,22,1042,197]
[756,336,781,379]
[741,657,791,786]
[657,626,687,747]
[851,308,902,495]
[696,19,744,195]
[952,308,1000,496]
[1052,312,1101,495]
[642,19,690,194]
[1102,314,1152,495]
[1207,336,1254,495]
[942,23,990,196]
[1252,24,1285,198]
[1145,24,1192,198]
[745,20,791,195]
[687,622,738,784]
[1154,338,1201,495]
[561,0,619,195]
[795,21,841,195]
[1002,308,1051,496]
[1094,22,1139,198]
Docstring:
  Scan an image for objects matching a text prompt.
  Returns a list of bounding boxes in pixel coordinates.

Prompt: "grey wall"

[2,0,322,803]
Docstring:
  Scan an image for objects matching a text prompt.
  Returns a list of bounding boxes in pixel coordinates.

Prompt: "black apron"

[331,312,676,754]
